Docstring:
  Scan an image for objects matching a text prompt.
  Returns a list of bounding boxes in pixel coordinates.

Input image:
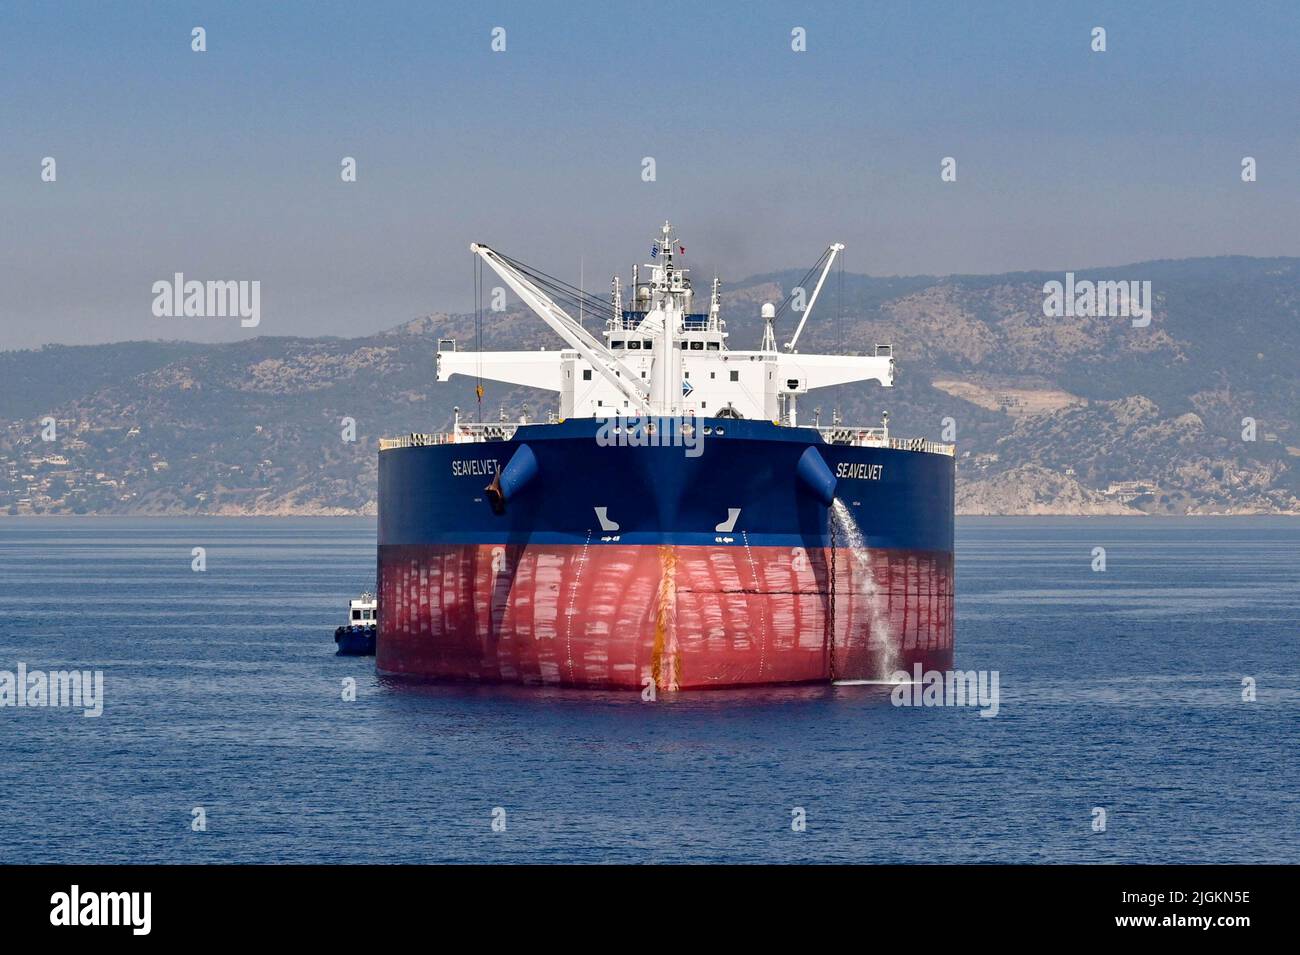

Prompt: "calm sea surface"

[1,517,1296,863]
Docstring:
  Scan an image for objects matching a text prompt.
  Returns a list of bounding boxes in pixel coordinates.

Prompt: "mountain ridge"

[3,256,1297,516]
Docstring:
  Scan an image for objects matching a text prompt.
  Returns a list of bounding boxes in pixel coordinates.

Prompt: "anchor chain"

[828,510,838,682]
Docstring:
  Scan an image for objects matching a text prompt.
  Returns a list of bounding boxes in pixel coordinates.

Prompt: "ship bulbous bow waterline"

[376,224,955,689]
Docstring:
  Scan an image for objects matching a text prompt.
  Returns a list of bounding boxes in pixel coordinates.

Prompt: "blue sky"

[2,0,1298,348]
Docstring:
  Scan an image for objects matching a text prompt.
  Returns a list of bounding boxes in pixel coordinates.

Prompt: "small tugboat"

[334,591,377,656]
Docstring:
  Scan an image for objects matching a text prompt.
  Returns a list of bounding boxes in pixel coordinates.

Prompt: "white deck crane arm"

[785,242,844,353]
[436,349,564,391]
[470,243,651,414]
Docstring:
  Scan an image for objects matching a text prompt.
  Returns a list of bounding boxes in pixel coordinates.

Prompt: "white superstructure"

[437,222,895,427]
[347,592,377,627]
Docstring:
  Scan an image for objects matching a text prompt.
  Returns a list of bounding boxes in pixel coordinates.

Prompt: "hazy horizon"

[4,0,1298,349]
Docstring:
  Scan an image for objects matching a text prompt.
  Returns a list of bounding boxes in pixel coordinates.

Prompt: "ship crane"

[784,242,844,353]
[467,242,652,415]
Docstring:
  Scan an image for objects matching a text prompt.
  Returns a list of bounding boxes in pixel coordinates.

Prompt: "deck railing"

[381,421,954,456]
[378,422,519,450]
[814,426,955,456]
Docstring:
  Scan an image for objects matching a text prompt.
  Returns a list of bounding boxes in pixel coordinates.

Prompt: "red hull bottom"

[377,544,953,690]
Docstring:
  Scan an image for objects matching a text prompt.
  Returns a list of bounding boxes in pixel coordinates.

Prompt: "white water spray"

[830,498,899,681]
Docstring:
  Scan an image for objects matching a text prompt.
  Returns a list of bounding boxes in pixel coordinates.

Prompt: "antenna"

[761,302,777,352]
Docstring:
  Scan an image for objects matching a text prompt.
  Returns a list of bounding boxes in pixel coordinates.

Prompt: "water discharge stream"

[830,498,900,681]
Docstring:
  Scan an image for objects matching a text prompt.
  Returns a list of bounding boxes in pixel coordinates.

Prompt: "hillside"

[2,256,1297,516]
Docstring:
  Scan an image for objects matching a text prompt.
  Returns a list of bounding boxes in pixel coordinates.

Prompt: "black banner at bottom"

[0,864,1283,940]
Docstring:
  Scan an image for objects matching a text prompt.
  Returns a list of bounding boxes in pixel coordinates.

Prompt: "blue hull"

[376,418,955,689]
[335,626,376,656]
[378,418,953,551]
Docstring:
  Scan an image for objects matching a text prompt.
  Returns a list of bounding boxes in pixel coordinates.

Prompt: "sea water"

[0,516,1296,863]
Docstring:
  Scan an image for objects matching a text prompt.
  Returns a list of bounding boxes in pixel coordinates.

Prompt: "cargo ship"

[376,223,954,690]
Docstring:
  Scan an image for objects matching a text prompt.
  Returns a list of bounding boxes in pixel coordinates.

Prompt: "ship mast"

[646,221,686,416]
